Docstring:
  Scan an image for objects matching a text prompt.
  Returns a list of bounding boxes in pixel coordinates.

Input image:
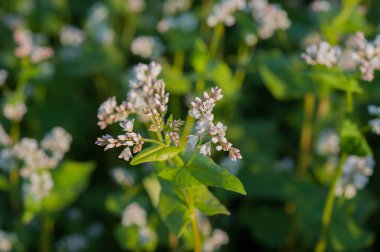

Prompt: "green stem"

[10,121,20,215]
[142,138,165,146]
[208,24,224,61]
[297,93,315,177]
[186,140,203,167]
[40,216,54,252]
[346,91,353,113]
[173,49,185,73]
[183,189,201,252]
[315,153,348,252]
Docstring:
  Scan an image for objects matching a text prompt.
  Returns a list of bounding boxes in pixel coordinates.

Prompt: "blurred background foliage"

[1,0,380,251]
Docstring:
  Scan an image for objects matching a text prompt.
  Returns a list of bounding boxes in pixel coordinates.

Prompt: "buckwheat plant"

[96,62,245,252]
[302,32,380,252]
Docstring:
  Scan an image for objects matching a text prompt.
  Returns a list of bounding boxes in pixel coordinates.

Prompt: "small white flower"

[335,155,375,199]
[203,229,229,252]
[310,0,331,12]
[200,142,212,156]
[3,102,27,122]
[187,134,199,148]
[302,41,342,67]
[369,119,380,135]
[122,203,147,227]
[41,127,72,159]
[250,0,291,39]
[125,0,145,13]
[207,0,246,27]
[110,167,135,187]
[130,36,164,59]
[120,119,135,132]
[60,25,86,46]
[0,230,15,252]
[368,105,380,116]
[0,124,11,146]
[316,129,340,156]
[25,171,54,201]
[163,0,191,15]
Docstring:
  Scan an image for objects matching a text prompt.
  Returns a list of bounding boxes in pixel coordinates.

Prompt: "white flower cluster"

[97,97,131,129]
[127,62,165,112]
[121,203,157,245]
[3,102,27,122]
[97,62,165,129]
[368,105,380,135]
[310,0,331,12]
[13,29,54,63]
[97,62,242,162]
[188,87,242,161]
[203,229,229,252]
[0,124,12,146]
[316,129,340,156]
[250,0,291,39]
[130,36,164,59]
[85,3,115,46]
[14,127,72,176]
[346,32,380,81]
[110,167,135,187]
[96,119,144,161]
[122,202,147,227]
[0,127,72,200]
[97,62,183,160]
[0,69,8,87]
[157,13,198,33]
[207,0,246,27]
[60,25,86,47]
[244,33,258,46]
[24,171,54,201]
[56,234,87,252]
[125,0,145,13]
[335,155,374,199]
[303,32,380,81]
[301,41,341,67]
[163,0,191,15]
[0,230,15,252]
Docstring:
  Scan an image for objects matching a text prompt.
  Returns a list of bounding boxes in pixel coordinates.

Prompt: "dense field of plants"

[1,0,380,251]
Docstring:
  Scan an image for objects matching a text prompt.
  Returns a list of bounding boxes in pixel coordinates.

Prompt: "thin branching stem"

[315,153,348,252]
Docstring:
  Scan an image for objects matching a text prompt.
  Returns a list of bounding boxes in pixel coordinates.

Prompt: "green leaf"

[205,61,238,98]
[42,161,95,213]
[131,145,183,165]
[116,225,158,251]
[183,154,246,195]
[189,186,229,216]
[340,120,372,156]
[158,167,203,188]
[307,68,362,93]
[0,173,9,191]
[191,39,208,73]
[143,175,161,208]
[23,161,95,223]
[330,213,374,251]
[258,54,315,100]
[158,179,189,236]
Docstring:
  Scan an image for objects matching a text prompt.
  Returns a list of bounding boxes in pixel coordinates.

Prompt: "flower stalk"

[315,153,348,252]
